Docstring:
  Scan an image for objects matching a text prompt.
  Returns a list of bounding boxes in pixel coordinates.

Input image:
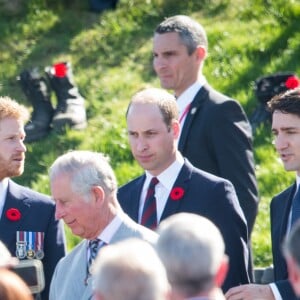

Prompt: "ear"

[195,46,206,62]
[214,255,229,287]
[91,186,105,207]
[171,120,180,139]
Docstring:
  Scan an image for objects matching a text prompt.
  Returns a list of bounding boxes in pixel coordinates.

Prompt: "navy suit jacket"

[271,183,300,299]
[0,180,66,300]
[118,160,250,292]
[178,84,258,234]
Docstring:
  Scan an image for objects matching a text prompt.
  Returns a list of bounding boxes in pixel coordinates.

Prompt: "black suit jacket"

[118,159,250,292]
[178,84,258,234]
[271,183,300,299]
[0,180,66,300]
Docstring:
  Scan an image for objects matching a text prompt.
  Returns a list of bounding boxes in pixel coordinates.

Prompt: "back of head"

[49,150,117,199]
[0,96,29,123]
[156,213,225,297]
[0,269,33,300]
[92,238,170,300]
[267,87,300,116]
[284,219,300,270]
[155,15,208,55]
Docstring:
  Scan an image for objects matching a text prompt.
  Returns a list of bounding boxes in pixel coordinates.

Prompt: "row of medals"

[16,241,44,260]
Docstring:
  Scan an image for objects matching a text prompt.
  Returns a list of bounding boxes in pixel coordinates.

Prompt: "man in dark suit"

[118,87,250,292]
[152,15,259,235]
[0,96,66,299]
[226,88,300,299]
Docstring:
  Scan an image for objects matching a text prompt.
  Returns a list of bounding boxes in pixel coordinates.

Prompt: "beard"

[0,154,25,180]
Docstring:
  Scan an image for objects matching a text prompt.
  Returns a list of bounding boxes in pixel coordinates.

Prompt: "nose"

[17,139,27,152]
[153,55,166,73]
[274,134,288,151]
[55,202,65,220]
[135,137,148,152]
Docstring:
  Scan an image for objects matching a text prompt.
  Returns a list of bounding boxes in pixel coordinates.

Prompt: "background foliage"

[1,0,300,265]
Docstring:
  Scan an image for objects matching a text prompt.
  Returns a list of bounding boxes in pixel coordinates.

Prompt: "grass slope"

[1,0,300,263]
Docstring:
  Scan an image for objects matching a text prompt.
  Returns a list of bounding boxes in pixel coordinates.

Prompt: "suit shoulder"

[118,176,144,192]
[271,185,294,206]
[9,181,53,206]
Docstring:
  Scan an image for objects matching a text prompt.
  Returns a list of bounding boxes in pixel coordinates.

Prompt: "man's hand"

[225,284,275,300]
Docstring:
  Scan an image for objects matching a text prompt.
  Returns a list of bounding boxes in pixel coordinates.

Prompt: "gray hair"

[155,15,208,55]
[49,150,117,200]
[92,238,169,300]
[156,213,225,297]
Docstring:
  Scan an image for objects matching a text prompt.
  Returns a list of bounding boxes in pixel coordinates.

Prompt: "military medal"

[16,231,45,260]
[35,232,45,260]
[16,231,27,259]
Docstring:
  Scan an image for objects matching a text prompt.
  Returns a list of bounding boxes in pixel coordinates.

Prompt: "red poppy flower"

[53,62,67,78]
[285,76,300,89]
[170,187,185,201]
[6,208,21,221]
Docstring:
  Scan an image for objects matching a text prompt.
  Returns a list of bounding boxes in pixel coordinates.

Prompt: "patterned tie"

[291,187,300,226]
[141,177,159,229]
[88,239,100,271]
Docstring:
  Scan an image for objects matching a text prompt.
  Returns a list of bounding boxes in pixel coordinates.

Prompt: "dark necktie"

[85,239,106,285]
[291,187,300,226]
[88,239,100,271]
[141,177,159,229]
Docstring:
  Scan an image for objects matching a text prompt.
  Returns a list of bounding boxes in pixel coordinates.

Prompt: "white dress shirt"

[0,178,8,219]
[138,153,184,223]
[177,76,207,135]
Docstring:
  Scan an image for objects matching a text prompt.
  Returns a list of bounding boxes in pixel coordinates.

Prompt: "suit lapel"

[127,176,146,222]
[160,160,193,221]
[0,180,31,253]
[178,86,208,151]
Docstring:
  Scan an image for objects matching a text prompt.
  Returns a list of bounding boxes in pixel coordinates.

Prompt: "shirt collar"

[177,75,207,114]
[145,152,184,191]
[0,179,9,218]
[94,211,124,245]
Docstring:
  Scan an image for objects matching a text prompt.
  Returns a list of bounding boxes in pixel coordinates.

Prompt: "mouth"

[280,153,293,162]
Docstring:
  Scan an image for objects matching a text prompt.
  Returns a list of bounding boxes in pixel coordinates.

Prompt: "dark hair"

[267,87,300,117]
[155,15,208,55]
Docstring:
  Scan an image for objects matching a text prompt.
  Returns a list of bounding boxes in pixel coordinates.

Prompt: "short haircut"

[267,87,300,117]
[0,96,29,123]
[126,87,178,128]
[155,15,208,55]
[92,238,169,300]
[49,150,117,200]
[156,213,225,297]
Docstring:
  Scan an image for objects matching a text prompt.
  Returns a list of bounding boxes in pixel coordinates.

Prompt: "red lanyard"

[179,103,191,124]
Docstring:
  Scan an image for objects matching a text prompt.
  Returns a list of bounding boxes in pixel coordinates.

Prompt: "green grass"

[1,0,300,262]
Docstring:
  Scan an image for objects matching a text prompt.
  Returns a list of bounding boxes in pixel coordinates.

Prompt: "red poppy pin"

[6,208,21,222]
[170,187,185,201]
[285,75,300,89]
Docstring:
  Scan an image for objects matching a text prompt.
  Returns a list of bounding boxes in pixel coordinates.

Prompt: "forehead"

[272,110,300,128]
[127,103,164,127]
[153,32,184,50]
[0,117,24,134]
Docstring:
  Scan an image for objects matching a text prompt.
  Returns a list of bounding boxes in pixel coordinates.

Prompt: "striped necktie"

[141,177,159,230]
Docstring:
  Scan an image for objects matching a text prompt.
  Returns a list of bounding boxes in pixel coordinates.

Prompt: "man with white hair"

[156,213,228,300]
[92,238,171,300]
[49,150,157,300]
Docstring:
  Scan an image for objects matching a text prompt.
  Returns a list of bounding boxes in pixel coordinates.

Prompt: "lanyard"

[179,103,191,124]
